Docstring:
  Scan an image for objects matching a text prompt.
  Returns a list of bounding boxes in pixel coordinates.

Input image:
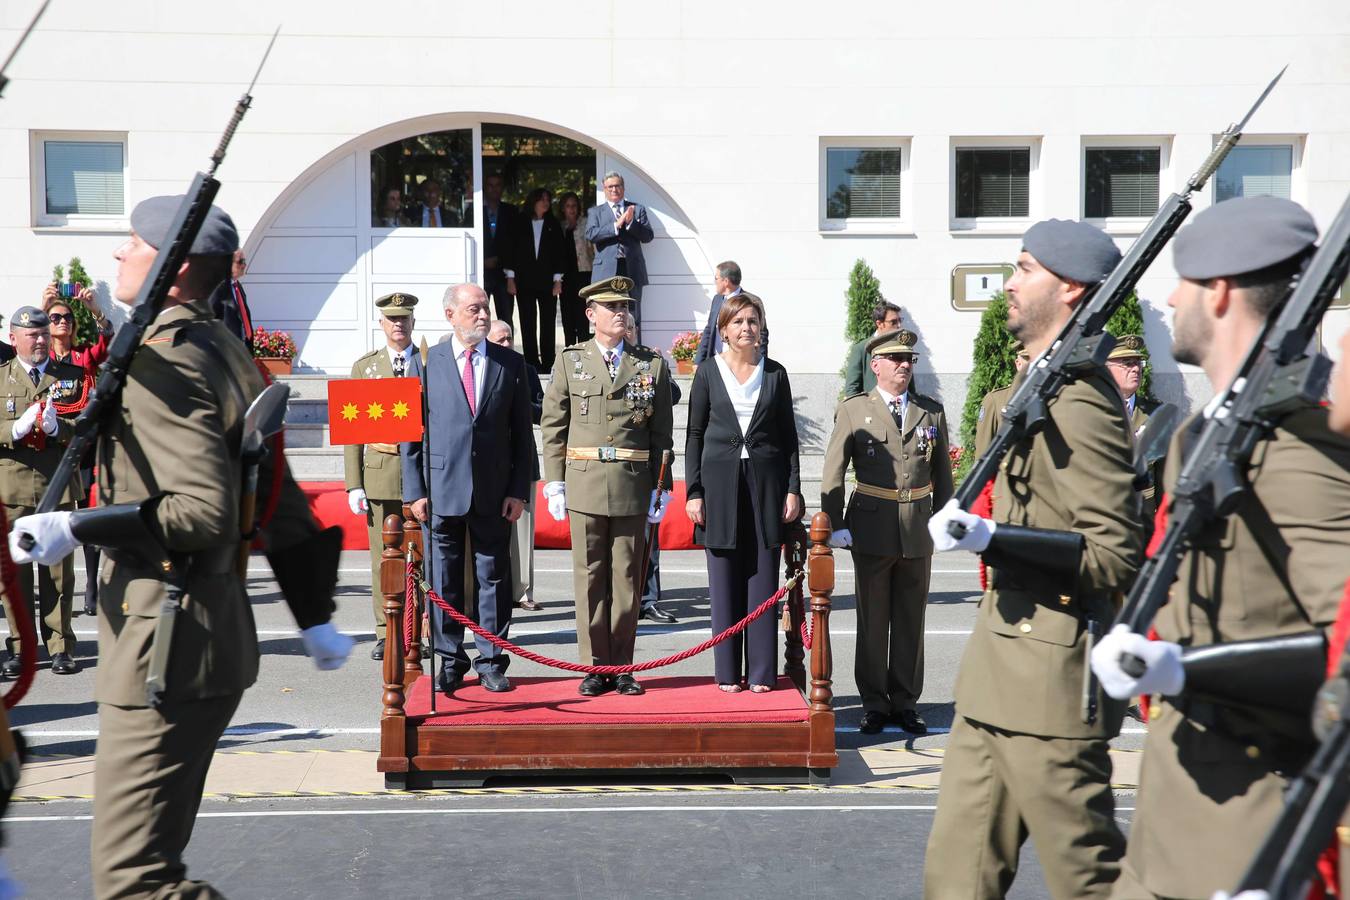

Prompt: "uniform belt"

[566,446,647,462]
[853,481,932,503]
[366,442,399,455]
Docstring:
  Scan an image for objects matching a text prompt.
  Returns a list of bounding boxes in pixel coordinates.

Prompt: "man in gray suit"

[694,260,768,364]
[586,171,654,326]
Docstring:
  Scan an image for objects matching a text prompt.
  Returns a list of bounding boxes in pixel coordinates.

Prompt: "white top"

[715,355,764,460]
[876,386,909,422]
[449,336,487,406]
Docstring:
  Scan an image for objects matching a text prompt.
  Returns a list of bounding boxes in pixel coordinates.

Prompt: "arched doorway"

[244,113,710,373]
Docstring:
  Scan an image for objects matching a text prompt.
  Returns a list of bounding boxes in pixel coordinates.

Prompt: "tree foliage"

[844,258,882,344]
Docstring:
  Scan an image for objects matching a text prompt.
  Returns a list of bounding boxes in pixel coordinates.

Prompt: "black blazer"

[483,201,520,272]
[507,213,568,291]
[685,357,801,550]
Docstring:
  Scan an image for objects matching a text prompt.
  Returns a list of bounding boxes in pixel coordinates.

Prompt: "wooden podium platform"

[376,513,839,788]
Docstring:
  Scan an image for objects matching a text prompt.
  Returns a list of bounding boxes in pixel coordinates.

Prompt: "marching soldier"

[1092,196,1350,899]
[924,219,1144,898]
[10,195,354,897]
[974,340,1029,457]
[539,275,674,697]
[821,328,952,734]
[0,306,85,676]
[345,291,419,660]
[1104,334,1166,528]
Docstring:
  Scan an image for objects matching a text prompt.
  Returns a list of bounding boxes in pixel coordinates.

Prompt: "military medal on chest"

[916,425,938,462]
[624,374,656,426]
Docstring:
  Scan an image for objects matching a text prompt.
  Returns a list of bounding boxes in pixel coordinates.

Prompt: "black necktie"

[29,367,40,386]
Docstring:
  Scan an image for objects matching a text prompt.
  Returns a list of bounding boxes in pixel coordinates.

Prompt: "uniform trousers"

[852,549,932,714]
[427,511,512,676]
[707,461,780,687]
[3,501,76,656]
[92,692,240,899]
[362,496,403,639]
[923,715,1124,900]
[560,271,591,346]
[569,510,645,666]
[509,502,535,604]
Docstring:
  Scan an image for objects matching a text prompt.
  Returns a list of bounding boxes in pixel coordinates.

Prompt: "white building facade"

[3,0,1348,430]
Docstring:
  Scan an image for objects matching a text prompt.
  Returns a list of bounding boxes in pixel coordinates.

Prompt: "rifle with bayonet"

[947,68,1285,534]
[0,0,49,100]
[1114,191,1350,683]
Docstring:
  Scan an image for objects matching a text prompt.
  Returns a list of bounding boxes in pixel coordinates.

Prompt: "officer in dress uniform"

[344,291,418,660]
[1091,196,1350,899]
[10,195,355,898]
[539,276,674,697]
[1105,334,1165,530]
[924,218,1144,899]
[0,306,86,676]
[821,328,953,735]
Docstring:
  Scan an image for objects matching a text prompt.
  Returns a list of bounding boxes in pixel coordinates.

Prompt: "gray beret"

[1022,218,1122,285]
[130,195,239,256]
[11,306,48,329]
[1173,196,1318,281]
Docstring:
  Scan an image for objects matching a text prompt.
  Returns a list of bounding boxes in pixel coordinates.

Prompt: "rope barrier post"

[783,521,807,694]
[806,511,835,714]
[380,513,406,725]
[401,503,424,683]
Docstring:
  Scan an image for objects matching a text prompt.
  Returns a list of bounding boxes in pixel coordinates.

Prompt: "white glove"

[828,529,853,549]
[39,399,58,436]
[1090,623,1185,700]
[1211,892,1270,900]
[9,510,76,566]
[928,498,996,553]
[647,489,672,524]
[10,403,39,442]
[347,488,369,516]
[544,481,567,522]
[300,622,354,671]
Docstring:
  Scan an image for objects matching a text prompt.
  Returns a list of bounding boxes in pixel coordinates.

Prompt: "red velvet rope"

[0,504,38,709]
[408,560,795,675]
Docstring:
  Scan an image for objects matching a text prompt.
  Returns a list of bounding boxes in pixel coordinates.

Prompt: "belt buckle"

[898,487,912,502]
[597,446,618,462]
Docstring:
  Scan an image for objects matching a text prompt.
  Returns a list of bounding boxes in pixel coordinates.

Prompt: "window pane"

[955,148,1030,218]
[1085,147,1160,217]
[1215,145,1292,202]
[825,147,902,219]
[44,141,124,215]
[370,129,475,227]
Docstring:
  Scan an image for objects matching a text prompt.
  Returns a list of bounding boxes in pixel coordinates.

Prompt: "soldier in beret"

[0,305,86,677]
[924,218,1144,898]
[821,328,952,734]
[539,275,674,696]
[1092,195,1350,899]
[9,194,355,898]
[345,291,419,660]
[1105,334,1166,531]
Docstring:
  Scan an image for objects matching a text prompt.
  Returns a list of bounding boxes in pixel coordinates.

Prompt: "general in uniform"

[1104,334,1166,530]
[0,306,86,676]
[925,219,1144,899]
[539,275,673,696]
[1092,197,1350,899]
[344,291,419,660]
[821,329,952,735]
[11,195,354,898]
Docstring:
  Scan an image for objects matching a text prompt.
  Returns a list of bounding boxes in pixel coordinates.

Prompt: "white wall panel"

[273,154,357,229]
[250,236,358,276]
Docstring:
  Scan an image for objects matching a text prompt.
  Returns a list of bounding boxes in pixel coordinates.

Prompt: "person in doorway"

[482,171,522,331]
[376,185,411,227]
[558,192,594,346]
[586,172,653,327]
[505,187,567,370]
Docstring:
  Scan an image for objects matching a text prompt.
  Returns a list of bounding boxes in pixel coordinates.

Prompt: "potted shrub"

[252,327,297,375]
[670,331,699,375]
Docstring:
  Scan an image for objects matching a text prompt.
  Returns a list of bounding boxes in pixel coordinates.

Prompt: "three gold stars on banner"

[340,400,411,422]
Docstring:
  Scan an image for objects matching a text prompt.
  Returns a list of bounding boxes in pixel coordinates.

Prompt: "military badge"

[5,398,13,415]
[916,425,940,462]
[624,374,656,425]
[579,397,589,416]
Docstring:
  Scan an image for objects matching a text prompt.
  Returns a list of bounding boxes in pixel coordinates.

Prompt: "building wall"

[2,0,1347,395]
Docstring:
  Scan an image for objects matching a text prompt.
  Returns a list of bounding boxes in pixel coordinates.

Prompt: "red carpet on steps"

[402,675,808,726]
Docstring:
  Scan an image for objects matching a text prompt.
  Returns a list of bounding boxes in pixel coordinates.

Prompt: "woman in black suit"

[505,187,567,370]
[685,293,802,692]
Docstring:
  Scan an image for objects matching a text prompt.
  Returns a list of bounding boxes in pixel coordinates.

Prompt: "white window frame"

[1081,135,1172,235]
[949,137,1041,234]
[30,130,130,230]
[818,137,912,234]
[1210,134,1304,205]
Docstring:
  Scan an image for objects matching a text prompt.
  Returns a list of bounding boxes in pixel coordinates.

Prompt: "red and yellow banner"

[327,377,423,445]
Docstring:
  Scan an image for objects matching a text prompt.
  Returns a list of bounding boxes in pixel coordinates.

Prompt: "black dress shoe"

[615,674,644,696]
[83,600,97,617]
[641,603,678,624]
[516,597,541,611]
[479,671,512,693]
[578,674,611,697]
[893,709,928,735]
[1,656,20,678]
[858,711,887,735]
[436,668,463,695]
[370,638,385,661]
[50,653,78,675]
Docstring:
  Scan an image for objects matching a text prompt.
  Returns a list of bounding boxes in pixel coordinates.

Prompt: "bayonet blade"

[1234,65,1287,133]
[245,25,281,96]
[0,0,51,97]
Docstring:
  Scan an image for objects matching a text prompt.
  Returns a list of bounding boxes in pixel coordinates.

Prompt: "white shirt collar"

[726,287,742,298]
[595,338,625,359]
[16,357,46,380]
[450,335,484,361]
[1125,393,1137,415]
[386,344,413,367]
[875,387,909,408]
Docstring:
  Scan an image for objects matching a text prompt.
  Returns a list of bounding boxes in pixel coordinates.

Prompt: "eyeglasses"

[1107,359,1143,369]
[48,313,74,324]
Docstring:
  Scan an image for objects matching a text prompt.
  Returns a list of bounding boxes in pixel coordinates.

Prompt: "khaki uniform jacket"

[974,384,1013,458]
[1127,405,1350,897]
[342,348,403,501]
[95,301,318,708]
[821,389,953,558]
[540,340,674,517]
[953,368,1143,739]
[0,358,84,507]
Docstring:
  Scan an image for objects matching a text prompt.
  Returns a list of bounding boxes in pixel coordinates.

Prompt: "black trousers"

[561,270,590,346]
[706,461,780,687]
[485,269,513,333]
[427,510,512,677]
[517,282,558,370]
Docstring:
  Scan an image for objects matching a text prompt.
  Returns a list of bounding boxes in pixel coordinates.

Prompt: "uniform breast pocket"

[858,427,888,461]
[571,389,595,423]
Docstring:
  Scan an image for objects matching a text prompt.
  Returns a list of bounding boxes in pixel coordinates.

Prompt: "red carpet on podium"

[403,675,808,726]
